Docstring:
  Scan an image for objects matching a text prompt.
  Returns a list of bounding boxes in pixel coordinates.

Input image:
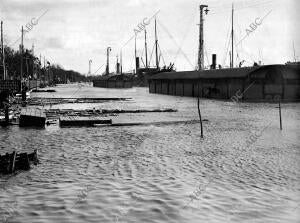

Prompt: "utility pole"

[198,5,209,70]
[155,17,159,69]
[32,44,36,86]
[231,3,234,68]
[144,29,148,68]
[1,21,6,80]
[20,26,24,91]
[106,47,111,75]
[32,44,38,90]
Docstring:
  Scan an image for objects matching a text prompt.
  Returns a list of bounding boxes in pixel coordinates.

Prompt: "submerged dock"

[59,116,112,127]
[0,150,39,175]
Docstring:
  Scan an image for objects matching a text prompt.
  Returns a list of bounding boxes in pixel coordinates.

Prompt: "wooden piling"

[197,97,204,138]
[279,100,282,130]
[10,151,16,173]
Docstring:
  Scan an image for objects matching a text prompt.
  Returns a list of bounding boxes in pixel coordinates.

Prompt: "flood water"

[1,84,300,223]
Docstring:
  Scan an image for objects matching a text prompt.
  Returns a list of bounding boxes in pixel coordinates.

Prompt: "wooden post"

[4,104,9,125]
[197,97,204,138]
[10,151,16,173]
[279,100,282,130]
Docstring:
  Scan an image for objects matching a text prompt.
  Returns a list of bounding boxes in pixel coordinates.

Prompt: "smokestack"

[116,62,120,74]
[211,54,216,69]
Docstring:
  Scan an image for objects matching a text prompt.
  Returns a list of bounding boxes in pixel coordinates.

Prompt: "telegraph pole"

[198,5,209,70]
[1,21,6,80]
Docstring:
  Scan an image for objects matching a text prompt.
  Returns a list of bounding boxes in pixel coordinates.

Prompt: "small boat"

[0,150,39,175]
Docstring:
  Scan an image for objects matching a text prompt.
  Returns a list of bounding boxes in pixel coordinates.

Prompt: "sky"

[0,0,299,75]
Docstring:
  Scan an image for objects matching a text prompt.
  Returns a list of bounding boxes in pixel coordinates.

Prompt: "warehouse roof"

[149,64,299,80]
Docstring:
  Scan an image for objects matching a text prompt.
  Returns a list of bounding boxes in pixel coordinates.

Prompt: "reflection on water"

[1,84,300,223]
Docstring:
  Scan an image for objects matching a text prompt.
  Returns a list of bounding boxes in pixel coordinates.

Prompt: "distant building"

[149,64,300,101]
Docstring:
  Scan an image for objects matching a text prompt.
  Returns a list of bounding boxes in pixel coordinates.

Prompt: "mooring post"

[279,100,282,130]
[10,151,16,173]
[4,104,9,125]
[197,97,204,138]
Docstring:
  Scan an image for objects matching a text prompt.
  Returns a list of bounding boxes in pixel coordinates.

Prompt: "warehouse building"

[149,64,300,101]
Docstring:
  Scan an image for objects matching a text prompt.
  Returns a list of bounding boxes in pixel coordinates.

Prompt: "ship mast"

[134,35,137,73]
[155,17,159,69]
[20,26,24,91]
[198,5,209,70]
[231,3,234,68]
[144,29,148,68]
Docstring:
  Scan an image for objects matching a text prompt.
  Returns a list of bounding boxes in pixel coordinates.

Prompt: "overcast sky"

[0,0,299,74]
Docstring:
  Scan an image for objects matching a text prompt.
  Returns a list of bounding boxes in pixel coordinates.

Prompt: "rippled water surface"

[1,84,300,223]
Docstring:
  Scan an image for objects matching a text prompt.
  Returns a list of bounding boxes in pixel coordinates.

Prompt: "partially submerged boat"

[0,150,39,175]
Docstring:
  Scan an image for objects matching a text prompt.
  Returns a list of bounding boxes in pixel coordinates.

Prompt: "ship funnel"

[211,54,217,69]
[116,62,120,74]
[136,57,140,70]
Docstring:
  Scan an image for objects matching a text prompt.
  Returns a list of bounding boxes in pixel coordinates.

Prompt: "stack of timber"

[59,116,112,127]
[19,108,46,127]
[0,150,39,175]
